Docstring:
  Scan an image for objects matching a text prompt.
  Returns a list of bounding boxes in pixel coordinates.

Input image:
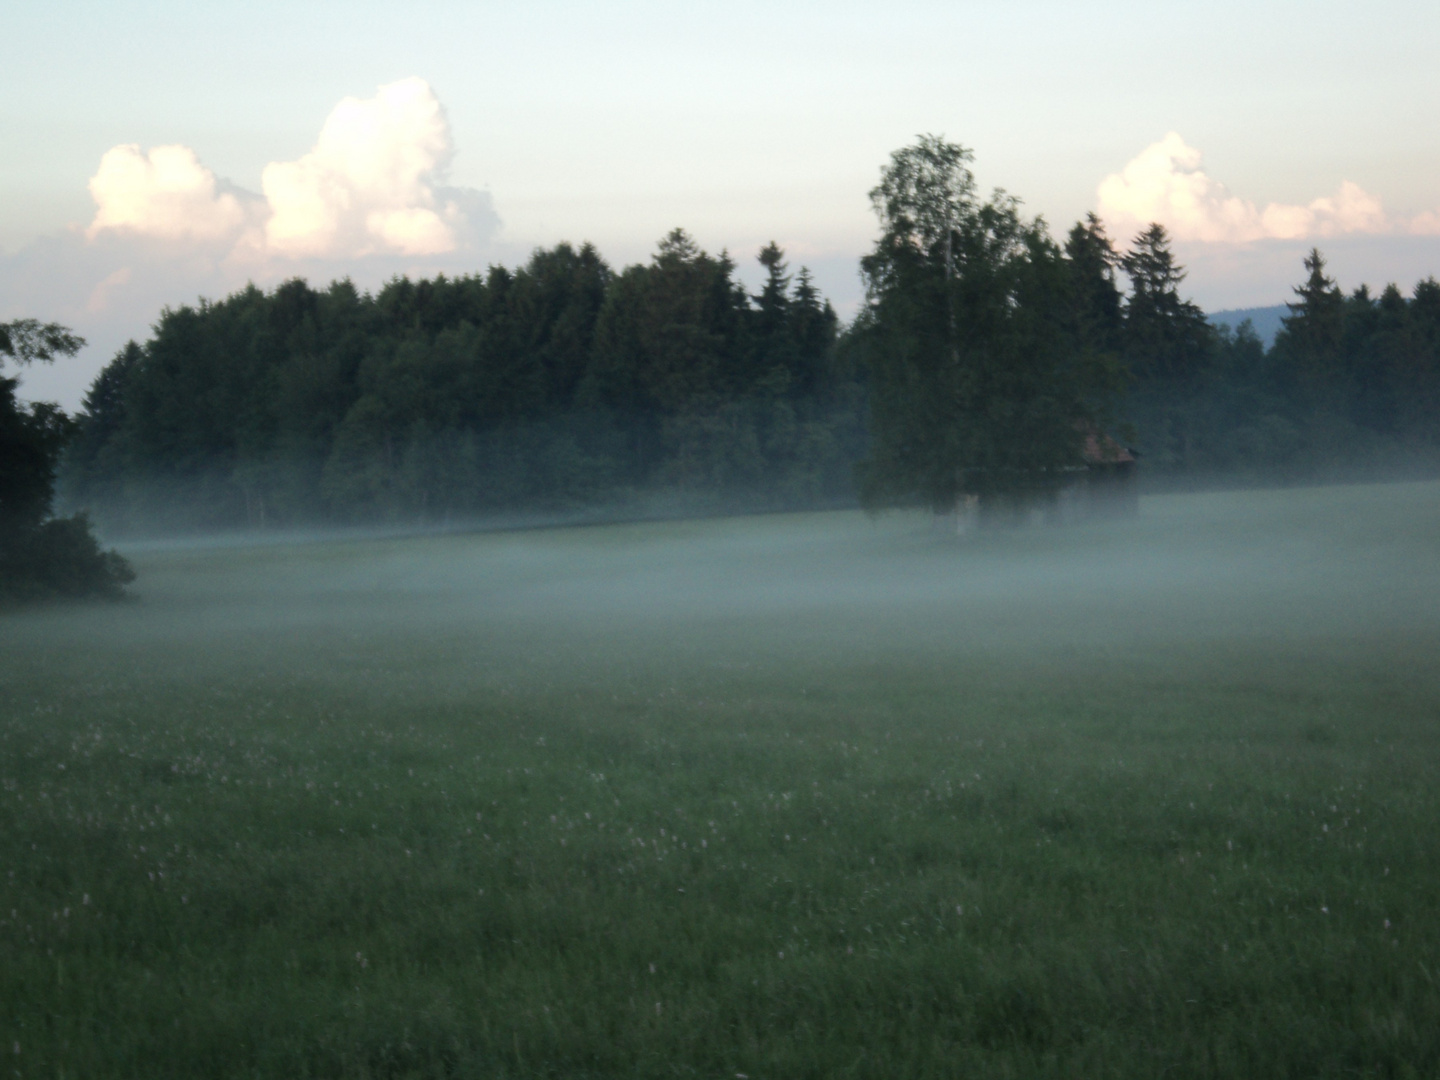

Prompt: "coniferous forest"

[60,233,861,533]
[47,150,1440,537]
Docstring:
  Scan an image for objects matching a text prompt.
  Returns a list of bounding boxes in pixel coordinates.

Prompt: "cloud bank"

[85,77,495,262]
[261,78,465,258]
[1097,133,1407,244]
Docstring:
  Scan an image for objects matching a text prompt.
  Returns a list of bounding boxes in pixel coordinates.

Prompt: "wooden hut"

[941,429,1138,534]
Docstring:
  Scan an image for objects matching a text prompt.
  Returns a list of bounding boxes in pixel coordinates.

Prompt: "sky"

[5,0,1440,409]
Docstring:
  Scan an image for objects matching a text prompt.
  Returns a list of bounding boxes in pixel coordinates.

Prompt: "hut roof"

[1082,430,1135,465]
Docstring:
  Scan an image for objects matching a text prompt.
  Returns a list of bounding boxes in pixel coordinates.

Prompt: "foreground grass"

[3,483,1440,1078]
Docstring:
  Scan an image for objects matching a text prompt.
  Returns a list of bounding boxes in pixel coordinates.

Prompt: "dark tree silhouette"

[1,321,134,603]
[62,237,859,530]
[854,135,1125,512]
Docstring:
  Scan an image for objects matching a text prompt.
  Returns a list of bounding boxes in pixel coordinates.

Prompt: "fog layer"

[13,482,1439,716]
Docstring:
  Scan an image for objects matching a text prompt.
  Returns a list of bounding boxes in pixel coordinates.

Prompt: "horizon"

[6,0,1440,409]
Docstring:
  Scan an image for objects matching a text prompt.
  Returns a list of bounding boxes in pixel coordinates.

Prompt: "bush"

[0,513,135,604]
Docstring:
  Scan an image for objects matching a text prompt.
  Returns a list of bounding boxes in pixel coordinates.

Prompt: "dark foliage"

[63,237,859,533]
[855,161,1440,502]
[57,190,1440,534]
[1124,242,1440,483]
[1,320,134,603]
[853,137,1128,511]
[0,512,135,602]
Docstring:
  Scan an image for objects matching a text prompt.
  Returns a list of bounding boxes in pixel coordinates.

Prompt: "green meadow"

[3,482,1439,1078]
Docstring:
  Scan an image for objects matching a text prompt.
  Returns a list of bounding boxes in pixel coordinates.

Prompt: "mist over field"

[57,481,1437,680]
[6,133,1440,1076]
[5,482,1440,1077]
[10,10,1440,1073]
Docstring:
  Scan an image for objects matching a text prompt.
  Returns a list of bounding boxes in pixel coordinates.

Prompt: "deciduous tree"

[855,136,1123,513]
[0,321,133,602]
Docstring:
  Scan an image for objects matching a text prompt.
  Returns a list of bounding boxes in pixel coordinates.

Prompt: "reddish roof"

[1082,430,1135,465]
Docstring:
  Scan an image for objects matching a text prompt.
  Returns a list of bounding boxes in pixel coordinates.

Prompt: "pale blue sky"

[6,0,1440,406]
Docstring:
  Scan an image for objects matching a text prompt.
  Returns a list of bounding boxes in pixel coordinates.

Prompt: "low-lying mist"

[20,480,1440,713]
[7,480,1440,1078]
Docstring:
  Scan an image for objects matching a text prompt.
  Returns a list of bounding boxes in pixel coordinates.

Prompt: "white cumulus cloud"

[262,77,462,258]
[85,78,495,261]
[1097,133,1389,244]
[87,144,253,242]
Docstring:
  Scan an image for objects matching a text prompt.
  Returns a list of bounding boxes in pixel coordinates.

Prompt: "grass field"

[4,482,1440,1078]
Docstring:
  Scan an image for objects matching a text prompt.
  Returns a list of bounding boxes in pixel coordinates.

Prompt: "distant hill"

[1208,305,1288,347]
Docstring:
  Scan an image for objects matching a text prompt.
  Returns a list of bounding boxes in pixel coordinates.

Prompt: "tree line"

[26,135,1440,550]
[804,135,1440,516]
[1126,247,1440,481]
[61,231,863,533]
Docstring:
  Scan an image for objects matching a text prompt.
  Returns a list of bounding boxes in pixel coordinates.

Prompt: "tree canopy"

[1119,244,1440,478]
[53,156,1440,539]
[62,236,860,533]
[854,135,1126,512]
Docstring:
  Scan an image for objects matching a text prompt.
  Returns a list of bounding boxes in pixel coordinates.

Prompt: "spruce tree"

[1274,248,1346,405]
[1120,224,1211,384]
